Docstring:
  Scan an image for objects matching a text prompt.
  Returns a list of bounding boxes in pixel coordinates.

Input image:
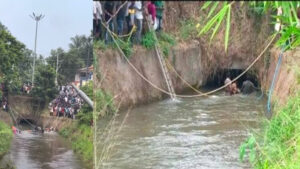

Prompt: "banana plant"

[198,1,300,52]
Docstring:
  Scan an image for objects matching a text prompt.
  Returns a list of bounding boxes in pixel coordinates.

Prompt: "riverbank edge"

[0,120,14,169]
[59,121,93,169]
[241,48,300,168]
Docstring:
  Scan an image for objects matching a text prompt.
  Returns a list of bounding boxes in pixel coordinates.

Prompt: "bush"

[158,32,176,57]
[59,123,93,166]
[95,89,116,117]
[0,121,12,158]
[142,31,156,49]
[240,93,300,168]
[93,40,107,51]
[76,104,93,125]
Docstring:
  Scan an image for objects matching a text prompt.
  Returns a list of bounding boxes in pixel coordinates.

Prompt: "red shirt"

[147,3,156,22]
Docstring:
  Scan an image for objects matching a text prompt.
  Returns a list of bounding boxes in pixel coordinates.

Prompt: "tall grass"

[59,122,93,166]
[0,121,12,158]
[240,92,300,168]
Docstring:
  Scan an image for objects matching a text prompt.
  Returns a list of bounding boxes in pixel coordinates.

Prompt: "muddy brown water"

[98,90,266,169]
[10,131,87,169]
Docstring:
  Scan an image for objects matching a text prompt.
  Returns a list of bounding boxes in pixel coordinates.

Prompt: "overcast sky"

[0,0,92,57]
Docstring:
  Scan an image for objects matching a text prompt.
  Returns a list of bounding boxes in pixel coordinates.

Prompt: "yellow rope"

[100,17,278,98]
[111,25,136,38]
[165,59,208,96]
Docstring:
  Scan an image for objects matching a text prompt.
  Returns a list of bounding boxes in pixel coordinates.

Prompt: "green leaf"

[210,9,227,42]
[225,5,231,52]
[249,148,256,163]
[201,1,212,10]
[290,2,300,26]
[199,5,228,36]
[207,2,219,19]
[239,143,247,161]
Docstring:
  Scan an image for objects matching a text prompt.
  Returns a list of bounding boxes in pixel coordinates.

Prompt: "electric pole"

[86,38,91,80]
[30,12,44,87]
[55,52,59,86]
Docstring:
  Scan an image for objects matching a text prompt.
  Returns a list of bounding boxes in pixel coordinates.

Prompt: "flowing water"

[10,131,87,169]
[98,90,266,169]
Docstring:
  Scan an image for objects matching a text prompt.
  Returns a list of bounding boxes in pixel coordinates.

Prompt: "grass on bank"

[59,122,93,164]
[240,92,300,168]
[0,121,12,158]
[93,28,176,59]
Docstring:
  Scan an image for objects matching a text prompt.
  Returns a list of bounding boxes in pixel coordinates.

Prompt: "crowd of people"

[93,1,165,44]
[48,85,83,119]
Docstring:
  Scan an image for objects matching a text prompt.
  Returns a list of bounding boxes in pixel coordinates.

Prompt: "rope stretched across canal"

[100,20,278,98]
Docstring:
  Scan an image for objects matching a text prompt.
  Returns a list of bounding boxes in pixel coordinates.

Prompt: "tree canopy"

[47,35,93,85]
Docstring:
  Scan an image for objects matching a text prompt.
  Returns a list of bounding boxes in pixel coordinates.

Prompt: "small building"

[73,65,93,87]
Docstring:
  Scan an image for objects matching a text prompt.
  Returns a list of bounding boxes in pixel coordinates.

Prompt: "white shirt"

[134,1,143,20]
[93,1,102,20]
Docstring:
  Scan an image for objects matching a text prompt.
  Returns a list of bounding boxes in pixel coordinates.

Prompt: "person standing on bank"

[154,1,164,32]
[147,1,157,29]
[134,1,143,44]
[116,1,127,36]
[104,1,116,44]
[93,0,103,40]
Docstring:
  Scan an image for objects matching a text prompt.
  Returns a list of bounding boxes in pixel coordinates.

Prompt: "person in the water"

[229,82,240,95]
[224,77,240,95]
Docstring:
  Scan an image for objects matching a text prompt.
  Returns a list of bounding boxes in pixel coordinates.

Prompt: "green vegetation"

[59,122,93,166]
[114,38,132,59]
[47,35,93,84]
[179,19,198,40]
[93,40,106,51]
[199,2,300,52]
[76,81,93,125]
[30,65,57,108]
[157,32,176,57]
[240,93,300,168]
[0,121,12,158]
[141,30,176,57]
[95,89,116,118]
[0,22,26,93]
[142,31,156,49]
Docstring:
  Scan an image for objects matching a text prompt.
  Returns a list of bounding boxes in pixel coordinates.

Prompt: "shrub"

[95,89,116,117]
[0,121,12,158]
[59,123,93,165]
[142,31,156,49]
[93,40,107,51]
[158,32,176,57]
[240,92,300,168]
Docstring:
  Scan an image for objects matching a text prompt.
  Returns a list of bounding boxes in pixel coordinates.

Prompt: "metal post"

[86,39,90,80]
[71,84,93,108]
[30,13,44,87]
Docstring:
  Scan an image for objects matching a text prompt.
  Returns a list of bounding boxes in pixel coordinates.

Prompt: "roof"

[77,65,93,73]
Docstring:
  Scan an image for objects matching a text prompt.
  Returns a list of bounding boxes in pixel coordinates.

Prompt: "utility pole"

[55,52,59,86]
[30,13,44,87]
[86,38,91,80]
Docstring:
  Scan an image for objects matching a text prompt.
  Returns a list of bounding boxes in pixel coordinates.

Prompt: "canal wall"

[95,2,275,110]
[39,114,73,131]
[258,47,300,106]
